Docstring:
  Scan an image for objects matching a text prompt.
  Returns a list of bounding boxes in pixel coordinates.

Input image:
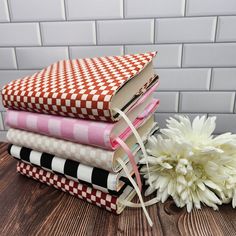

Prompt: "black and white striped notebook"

[8,144,140,195]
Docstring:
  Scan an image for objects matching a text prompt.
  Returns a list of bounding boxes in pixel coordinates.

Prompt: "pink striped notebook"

[6,97,159,150]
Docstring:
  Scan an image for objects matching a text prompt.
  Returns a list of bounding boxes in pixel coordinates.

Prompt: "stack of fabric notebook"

[1,52,159,214]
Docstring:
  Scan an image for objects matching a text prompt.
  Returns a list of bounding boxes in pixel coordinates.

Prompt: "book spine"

[16,161,119,214]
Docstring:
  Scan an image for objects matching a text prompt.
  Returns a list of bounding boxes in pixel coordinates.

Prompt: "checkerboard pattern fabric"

[7,120,153,172]
[2,52,156,121]
[17,161,121,213]
[7,127,115,171]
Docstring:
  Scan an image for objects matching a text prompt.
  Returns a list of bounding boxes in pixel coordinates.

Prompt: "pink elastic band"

[137,99,160,119]
[131,80,159,110]
[115,136,142,191]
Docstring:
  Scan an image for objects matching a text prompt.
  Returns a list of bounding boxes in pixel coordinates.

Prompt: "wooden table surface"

[0,142,236,236]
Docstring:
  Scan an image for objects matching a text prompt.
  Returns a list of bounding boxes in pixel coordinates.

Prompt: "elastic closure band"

[113,107,152,188]
[119,197,159,208]
[115,137,142,191]
[137,99,160,119]
[117,158,153,227]
[131,80,159,110]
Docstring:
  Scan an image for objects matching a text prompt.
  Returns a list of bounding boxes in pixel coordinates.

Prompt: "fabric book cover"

[7,116,157,172]
[9,144,142,194]
[5,97,159,150]
[17,161,136,214]
[2,52,158,122]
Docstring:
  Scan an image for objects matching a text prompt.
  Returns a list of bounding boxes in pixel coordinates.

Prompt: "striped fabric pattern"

[8,144,135,194]
[7,119,154,172]
[17,161,135,214]
[5,99,159,150]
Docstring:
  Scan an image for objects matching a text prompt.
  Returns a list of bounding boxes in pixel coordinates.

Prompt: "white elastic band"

[117,158,153,227]
[119,197,159,208]
[113,107,152,187]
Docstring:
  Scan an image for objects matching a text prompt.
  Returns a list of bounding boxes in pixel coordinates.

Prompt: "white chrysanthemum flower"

[140,115,236,212]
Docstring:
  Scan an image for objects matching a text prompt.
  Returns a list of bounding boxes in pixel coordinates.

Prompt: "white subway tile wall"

[183,43,236,67]
[16,47,69,69]
[0,23,41,46]
[155,17,217,43]
[0,0,9,22]
[155,68,211,90]
[0,70,38,89]
[70,46,123,59]
[66,0,123,20]
[216,16,236,42]
[41,22,96,45]
[153,92,179,112]
[208,114,236,133]
[97,19,154,44]
[155,113,207,130]
[125,0,185,18]
[0,48,17,69]
[0,0,235,140]
[211,68,236,90]
[186,0,236,16]
[8,0,65,21]
[180,92,235,113]
[125,44,182,67]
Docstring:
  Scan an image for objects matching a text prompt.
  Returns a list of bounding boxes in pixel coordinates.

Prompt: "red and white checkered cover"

[2,52,157,122]
[17,161,121,213]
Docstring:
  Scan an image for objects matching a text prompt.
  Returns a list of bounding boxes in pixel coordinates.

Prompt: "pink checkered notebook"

[17,161,136,214]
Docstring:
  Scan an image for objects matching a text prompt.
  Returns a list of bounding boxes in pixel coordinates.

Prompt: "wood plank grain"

[0,142,236,236]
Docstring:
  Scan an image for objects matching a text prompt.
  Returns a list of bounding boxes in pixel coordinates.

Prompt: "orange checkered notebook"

[17,161,137,214]
[1,52,158,122]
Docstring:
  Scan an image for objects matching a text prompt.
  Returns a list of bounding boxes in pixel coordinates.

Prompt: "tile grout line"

[209,68,213,90]
[95,20,98,45]
[68,46,71,59]
[232,92,236,113]
[38,22,43,46]
[180,44,184,67]
[1,42,236,48]
[2,15,236,23]
[6,0,12,22]
[214,16,219,42]
[64,1,70,62]
[122,0,125,18]
[13,47,19,69]
[184,0,187,16]
[177,92,181,112]
[153,18,156,44]
[63,0,68,20]
[6,0,19,71]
